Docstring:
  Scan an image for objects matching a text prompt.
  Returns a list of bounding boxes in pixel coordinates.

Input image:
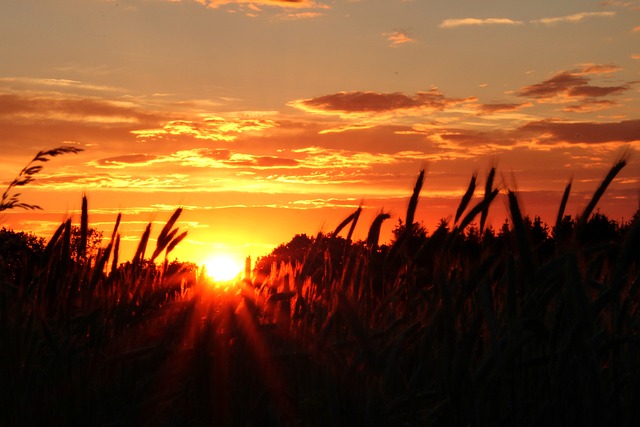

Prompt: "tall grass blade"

[332,205,362,238]
[79,194,88,260]
[345,203,362,243]
[43,221,66,260]
[91,241,112,287]
[61,218,72,264]
[579,152,628,225]
[454,172,477,224]
[111,213,122,241]
[555,178,572,233]
[366,211,391,249]
[480,167,496,234]
[151,207,183,261]
[456,188,499,233]
[507,190,535,279]
[133,223,151,264]
[110,234,120,277]
[405,168,425,235]
[166,231,188,257]
[151,228,178,262]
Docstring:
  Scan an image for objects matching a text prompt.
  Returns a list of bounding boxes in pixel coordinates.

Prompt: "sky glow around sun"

[0,0,639,264]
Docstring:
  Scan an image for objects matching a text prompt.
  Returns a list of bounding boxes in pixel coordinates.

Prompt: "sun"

[203,254,244,283]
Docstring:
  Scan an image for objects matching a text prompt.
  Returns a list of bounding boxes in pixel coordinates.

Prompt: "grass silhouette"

[1,149,639,426]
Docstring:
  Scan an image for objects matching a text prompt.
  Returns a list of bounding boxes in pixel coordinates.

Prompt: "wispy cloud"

[383,30,416,47]
[92,154,159,168]
[600,1,640,11]
[516,65,633,102]
[576,63,621,74]
[278,11,325,19]
[439,18,523,28]
[477,102,532,115]
[0,93,156,125]
[440,12,617,29]
[428,119,640,151]
[531,11,615,25]
[189,0,329,11]
[562,100,618,113]
[0,77,123,94]
[133,117,278,142]
[289,90,475,117]
[519,119,640,144]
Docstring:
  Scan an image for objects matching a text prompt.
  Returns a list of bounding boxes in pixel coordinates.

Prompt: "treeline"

[254,210,640,282]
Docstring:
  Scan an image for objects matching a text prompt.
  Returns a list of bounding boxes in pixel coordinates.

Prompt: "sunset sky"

[1,0,639,266]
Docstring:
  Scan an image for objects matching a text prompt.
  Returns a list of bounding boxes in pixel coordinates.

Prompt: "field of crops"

[1,152,639,426]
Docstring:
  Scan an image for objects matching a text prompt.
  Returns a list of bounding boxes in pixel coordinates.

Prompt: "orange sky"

[1,0,639,266]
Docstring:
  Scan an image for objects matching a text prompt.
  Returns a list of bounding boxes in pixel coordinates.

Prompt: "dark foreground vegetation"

[1,149,639,426]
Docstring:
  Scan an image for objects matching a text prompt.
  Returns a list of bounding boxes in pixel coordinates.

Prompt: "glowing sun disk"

[203,254,243,282]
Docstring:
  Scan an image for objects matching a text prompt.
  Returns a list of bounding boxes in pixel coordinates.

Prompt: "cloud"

[531,11,615,25]
[577,63,622,74]
[632,54,640,60]
[633,26,640,32]
[517,72,589,99]
[600,1,640,11]
[133,117,278,142]
[516,66,632,101]
[561,100,617,113]
[439,18,523,28]
[93,154,158,168]
[278,11,325,19]
[0,93,158,125]
[162,148,300,170]
[0,77,123,95]
[193,0,329,10]
[224,153,300,168]
[383,30,416,47]
[33,172,190,190]
[425,119,640,151]
[0,91,165,154]
[478,102,532,115]
[318,123,378,134]
[518,119,640,144]
[289,90,475,117]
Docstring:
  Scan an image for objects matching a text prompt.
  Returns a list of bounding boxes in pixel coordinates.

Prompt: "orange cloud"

[531,11,615,25]
[279,11,325,19]
[600,1,640,11]
[383,30,416,47]
[195,0,328,10]
[33,172,190,190]
[518,119,640,144]
[290,90,475,116]
[133,117,278,142]
[93,154,159,168]
[425,119,640,151]
[0,77,122,94]
[577,63,622,74]
[477,102,532,114]
[0,93,157,125]
[439,18,523,28]
[516,67,632,101]
[562,100,617,113]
